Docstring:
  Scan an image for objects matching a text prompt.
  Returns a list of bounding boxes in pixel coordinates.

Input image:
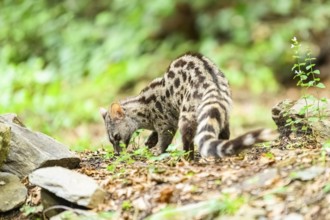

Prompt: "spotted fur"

[100,53,278,159]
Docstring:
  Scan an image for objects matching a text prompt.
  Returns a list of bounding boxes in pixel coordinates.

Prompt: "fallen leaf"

[156,186,174,203]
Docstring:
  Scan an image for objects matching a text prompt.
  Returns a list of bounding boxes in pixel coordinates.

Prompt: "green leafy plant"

[121,200,133,211]
[323,183,330,193]
[291,37,325,90]
[107,150,135,173]
[320,140,330,164]
[286,37,327,133]
[133,146,154,159]
[149,144,188,165]
[20,204,43,219]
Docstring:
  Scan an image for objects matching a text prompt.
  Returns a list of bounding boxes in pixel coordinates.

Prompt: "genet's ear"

[99,107,107,119]
[110,103,125,120]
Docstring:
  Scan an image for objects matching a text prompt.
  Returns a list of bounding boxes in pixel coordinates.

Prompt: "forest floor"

[73,140,330,220]
[4,83,330,220]
[10,139,330,220]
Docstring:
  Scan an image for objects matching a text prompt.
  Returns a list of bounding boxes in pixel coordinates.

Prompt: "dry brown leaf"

[156,186,174,203]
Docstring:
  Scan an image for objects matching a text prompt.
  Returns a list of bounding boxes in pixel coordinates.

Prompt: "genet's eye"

[114,134,121,141]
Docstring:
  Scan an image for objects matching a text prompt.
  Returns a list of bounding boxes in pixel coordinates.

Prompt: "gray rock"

[0,114,80,178]
[291,166,325,181]
[0,123,11,168]
[0,113,26,127]
[148,199,222,220]
[282,213,304,220]
[50,209,117,220]
[272,98,330,142]
[40,188,80,218]
[29,167,107,209]
[240,168,279,191]
[0,172,27,212]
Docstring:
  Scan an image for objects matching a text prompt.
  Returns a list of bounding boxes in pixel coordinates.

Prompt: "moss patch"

[0,122,11,168]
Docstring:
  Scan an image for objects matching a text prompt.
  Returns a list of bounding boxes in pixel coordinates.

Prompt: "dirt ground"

[72,140,330,220]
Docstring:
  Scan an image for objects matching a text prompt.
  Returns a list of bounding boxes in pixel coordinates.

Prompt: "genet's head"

[100,103,134,155]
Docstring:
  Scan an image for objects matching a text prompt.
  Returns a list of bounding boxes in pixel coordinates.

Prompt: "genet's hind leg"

[219,122,230,140]
[145,131,158,148]
[179,112,197,160]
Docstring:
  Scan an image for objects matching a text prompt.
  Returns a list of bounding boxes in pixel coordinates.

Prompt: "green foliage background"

[0,0,329,145]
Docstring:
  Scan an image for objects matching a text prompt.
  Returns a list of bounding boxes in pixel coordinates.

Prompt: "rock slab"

[0,123,11,168]
[0,114,80,178]
[0,172,27,212]
[29,167,106,209]
[272,98,330,142]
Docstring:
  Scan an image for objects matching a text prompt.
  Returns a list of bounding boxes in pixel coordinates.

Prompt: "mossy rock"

[0,122,11,168]
[272,98,330,143]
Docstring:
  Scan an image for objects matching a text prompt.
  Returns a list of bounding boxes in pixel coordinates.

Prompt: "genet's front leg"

[158,129,176,153]
[145,131,158,148]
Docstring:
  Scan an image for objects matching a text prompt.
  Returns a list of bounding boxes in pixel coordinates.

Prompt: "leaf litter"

[69,139,330,220]
[16,134,330,220]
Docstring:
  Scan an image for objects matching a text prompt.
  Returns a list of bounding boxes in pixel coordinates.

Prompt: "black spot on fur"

[168,71,175,79]
[198,76,206,83]
[170,86,174,95]
[174,78,181,88]
[181,71,187,81]
[166,90,170,98]
[181,115,188,121]
[193,91,202,99]
[155,101,163,113]
[203,83,210,89]
[174,59,187,68]
[160,96,166,102]
[137,112,146,118]
[149,80,162,89]
[140,87,150,93]
[188,75,192,82]
[157,113,164,120]
[140,94,156,104]
[187,61,195,70]
[195,67,202,76]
